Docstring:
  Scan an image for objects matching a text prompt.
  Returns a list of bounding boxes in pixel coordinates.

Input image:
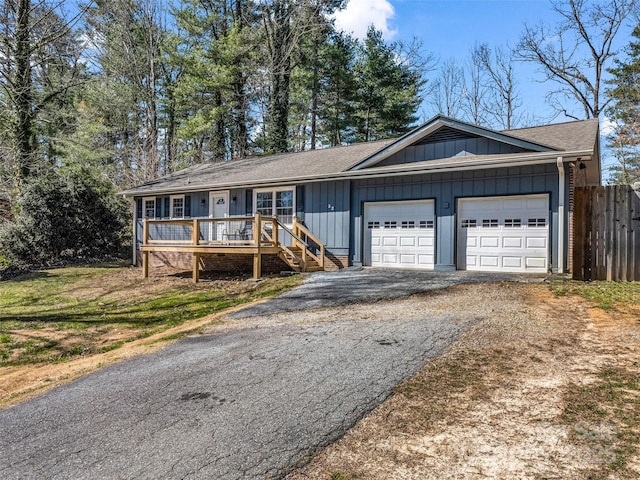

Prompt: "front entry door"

[209,191,229,241]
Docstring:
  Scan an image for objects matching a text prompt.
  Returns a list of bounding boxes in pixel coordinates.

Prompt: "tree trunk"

[14,0,33,183]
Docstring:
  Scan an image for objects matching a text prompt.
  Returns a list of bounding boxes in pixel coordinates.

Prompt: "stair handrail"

[270,218,324,269]
[292,218,325,269]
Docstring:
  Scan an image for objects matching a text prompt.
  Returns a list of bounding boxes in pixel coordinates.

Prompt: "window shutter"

[156,197,162,218]
[185,195,191,217]
[164,197,170,218]
[245,189,253,215]
[136,198,142,218]
[296,185,304,217]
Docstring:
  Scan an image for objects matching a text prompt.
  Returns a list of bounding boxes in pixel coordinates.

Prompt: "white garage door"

[457,194,549,273]
[364,200,435,269]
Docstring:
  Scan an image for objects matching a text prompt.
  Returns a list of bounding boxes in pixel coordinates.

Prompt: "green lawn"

[0,264,299,366]
[549,279,640,311]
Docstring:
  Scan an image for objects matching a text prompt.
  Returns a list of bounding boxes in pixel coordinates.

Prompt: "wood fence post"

[573,188,585,280]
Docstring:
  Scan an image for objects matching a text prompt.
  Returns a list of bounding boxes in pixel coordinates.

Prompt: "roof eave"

[348,116,557,171]
[120,150,592,198]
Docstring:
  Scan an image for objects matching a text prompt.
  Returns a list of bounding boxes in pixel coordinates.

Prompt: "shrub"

[0,171,129,267]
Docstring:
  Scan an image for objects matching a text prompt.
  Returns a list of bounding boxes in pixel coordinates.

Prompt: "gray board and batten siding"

[375,129,532,168]
[349,162,568,272]
[135,162,569,272]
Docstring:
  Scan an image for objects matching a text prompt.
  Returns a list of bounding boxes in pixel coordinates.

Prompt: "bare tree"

[517,0,637,120]
[474,43,524,129]
[462,48,490,125]
[430,59,464,118]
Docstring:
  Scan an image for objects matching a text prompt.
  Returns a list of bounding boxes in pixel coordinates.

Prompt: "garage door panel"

[365,200,435,270]
[418,236,434,247]
[458,194,549,273]
[480,236,499,248]
[503,237,523,248]
[526,257,546,268]
[527,197,547,209]
[382,236,398,246]
[418,254,434,265]
[400,254,416,264]
[400,236,416,247]
[502,257,522,268]
[480,256,499,267]
[382,253,398,263]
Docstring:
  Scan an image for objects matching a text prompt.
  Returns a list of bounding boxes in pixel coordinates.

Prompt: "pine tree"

[353,27,423,142]
[606,24,640,184]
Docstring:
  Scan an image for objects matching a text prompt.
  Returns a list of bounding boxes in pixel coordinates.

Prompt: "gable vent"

[412,126,481,146]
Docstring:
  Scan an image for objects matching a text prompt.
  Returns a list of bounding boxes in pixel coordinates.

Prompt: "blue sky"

[333,0,632,121]
[333,0,636,173]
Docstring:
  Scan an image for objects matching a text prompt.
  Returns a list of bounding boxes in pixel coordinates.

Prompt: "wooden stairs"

[278,246,324,272]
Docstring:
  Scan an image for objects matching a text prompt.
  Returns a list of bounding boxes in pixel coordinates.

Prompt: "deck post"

[192,252,200,283]
[192,219,200,245]
[254,213,262,279]
[142,219,150,278]
[272,217,279,246]
[143,251,149,279]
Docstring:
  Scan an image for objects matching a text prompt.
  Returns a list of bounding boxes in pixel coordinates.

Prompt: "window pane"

[172,198,184,218]
[144,200,155,218]
[275,190,294,224]
[256,192,273,217]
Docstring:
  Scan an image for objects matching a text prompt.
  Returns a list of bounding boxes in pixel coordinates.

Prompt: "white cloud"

[600,116,617,136]
[332,0,397,40]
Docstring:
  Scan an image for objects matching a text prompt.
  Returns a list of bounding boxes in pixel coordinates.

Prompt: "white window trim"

[143,196,156,219]
[170,194,186,219]
[253,186,296,225]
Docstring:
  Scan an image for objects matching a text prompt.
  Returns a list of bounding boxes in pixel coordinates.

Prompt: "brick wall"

[137,249,349,275]
[141,251,293,275]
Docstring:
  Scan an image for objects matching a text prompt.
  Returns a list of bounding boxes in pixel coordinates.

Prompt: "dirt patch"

[287,282,640,479]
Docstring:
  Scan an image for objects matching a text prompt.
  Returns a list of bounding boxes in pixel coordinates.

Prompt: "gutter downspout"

[556,157,564,274]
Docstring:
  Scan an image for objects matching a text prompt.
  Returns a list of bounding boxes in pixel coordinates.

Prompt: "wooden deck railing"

[293,218,325,269]
[141,214,326,281]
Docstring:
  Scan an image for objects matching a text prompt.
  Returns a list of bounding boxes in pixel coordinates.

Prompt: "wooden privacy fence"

[573,184,640,281]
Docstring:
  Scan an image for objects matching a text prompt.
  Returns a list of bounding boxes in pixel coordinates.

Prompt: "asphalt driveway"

[0,269,536,479]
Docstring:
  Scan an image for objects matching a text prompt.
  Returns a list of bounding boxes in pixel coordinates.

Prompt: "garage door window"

[461,219,476,228]
[505,219,522,228]
[528,218,546,227]
[482,219,498,228]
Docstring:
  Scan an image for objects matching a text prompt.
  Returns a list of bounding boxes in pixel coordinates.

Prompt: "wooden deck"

[140,214,325,282]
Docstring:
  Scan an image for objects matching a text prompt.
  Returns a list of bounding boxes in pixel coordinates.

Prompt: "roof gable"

[348,115,556,171]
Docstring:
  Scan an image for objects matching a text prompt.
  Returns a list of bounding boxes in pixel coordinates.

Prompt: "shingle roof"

[505,118,599,151]
[120,118,599,196]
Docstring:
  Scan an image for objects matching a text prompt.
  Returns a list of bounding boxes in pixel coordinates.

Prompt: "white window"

[254,187,295,225]
[143,197,155,219]
[170,194,185,219]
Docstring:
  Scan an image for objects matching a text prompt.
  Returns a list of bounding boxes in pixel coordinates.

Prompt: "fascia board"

[120,149,591,198]
[348,117,557,171]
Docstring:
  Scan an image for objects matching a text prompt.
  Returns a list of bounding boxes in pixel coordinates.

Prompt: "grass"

[550,280,640,477]
[549,280,640,311]
[0,264,300,366]
[561,369,640,478]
